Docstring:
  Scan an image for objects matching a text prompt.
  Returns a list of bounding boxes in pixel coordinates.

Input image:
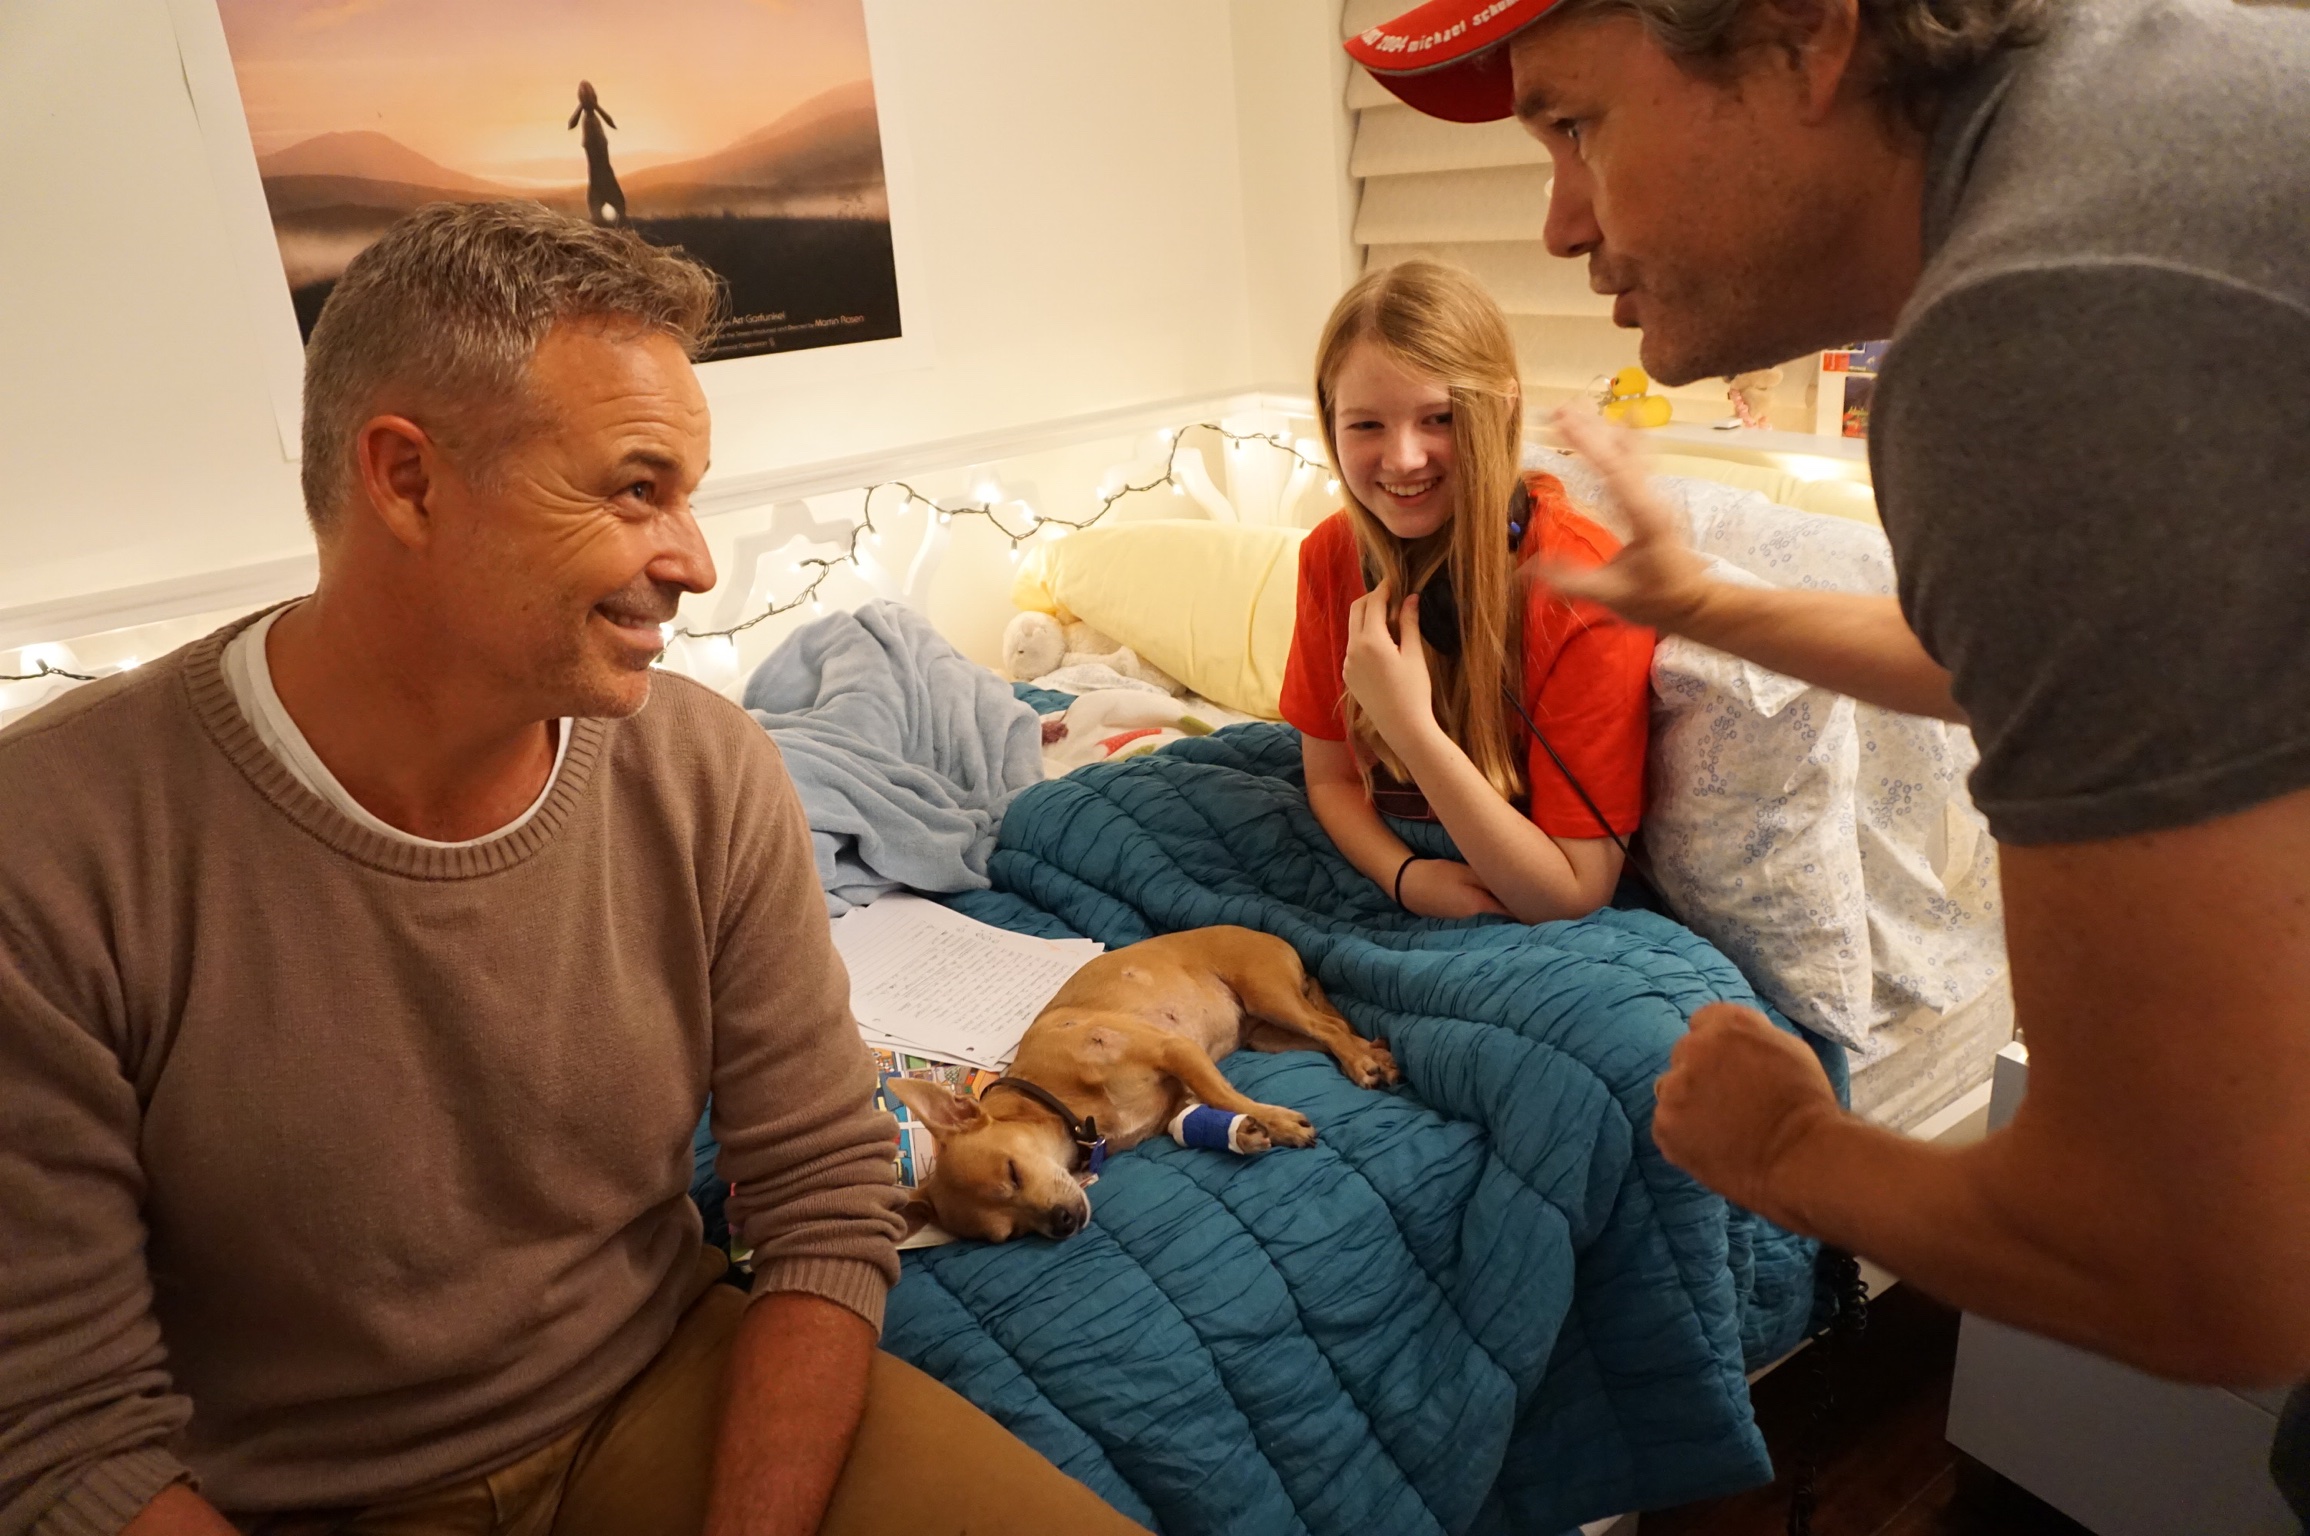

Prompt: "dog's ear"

[898,1188,938,1239]
[884,1078,988,1138]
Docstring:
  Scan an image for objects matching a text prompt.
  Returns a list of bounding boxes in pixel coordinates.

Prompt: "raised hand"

[1534,406,1718,634]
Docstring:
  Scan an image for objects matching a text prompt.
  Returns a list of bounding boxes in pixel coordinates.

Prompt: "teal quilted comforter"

[881,724,1842,1535]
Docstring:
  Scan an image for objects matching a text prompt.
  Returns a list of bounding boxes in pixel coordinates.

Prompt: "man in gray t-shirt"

[1352,0,2309,1509]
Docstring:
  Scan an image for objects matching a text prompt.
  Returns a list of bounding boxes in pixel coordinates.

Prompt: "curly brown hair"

[1547,0,2047,124]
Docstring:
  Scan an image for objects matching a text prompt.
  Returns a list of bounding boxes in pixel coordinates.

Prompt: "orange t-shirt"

[1277,472,1654,838]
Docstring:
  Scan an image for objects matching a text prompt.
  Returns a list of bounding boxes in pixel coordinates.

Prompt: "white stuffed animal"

[1001,611,1185,695]
[1002,610,1067,679]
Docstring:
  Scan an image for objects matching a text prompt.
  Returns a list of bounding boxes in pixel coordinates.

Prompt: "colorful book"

[873,1048,1001,1189]
[1818,340,1890,438]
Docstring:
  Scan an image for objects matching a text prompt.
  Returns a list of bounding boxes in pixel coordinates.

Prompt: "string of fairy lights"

[675,422,1331,642]
[0,422,1333,690]
[1,659,99,684]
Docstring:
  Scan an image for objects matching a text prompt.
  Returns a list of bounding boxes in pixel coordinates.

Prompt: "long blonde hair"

[1315,260,1527,801]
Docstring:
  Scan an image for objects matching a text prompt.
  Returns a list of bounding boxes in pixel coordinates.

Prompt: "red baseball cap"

[1343,0,1563,123]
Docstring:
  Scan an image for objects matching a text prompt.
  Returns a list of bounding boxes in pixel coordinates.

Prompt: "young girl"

[1278,261,1654,923]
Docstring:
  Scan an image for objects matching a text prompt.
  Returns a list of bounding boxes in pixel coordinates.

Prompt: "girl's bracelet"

[1392,853,1421,907]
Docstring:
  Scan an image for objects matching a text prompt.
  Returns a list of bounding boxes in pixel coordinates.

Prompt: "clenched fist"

[1653,1002,1842,1223]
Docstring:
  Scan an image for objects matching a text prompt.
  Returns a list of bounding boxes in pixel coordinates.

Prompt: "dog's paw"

[1248,1105,1316,1149]
[1342,1039,1401,1089]
[1235,1118,1274,1154]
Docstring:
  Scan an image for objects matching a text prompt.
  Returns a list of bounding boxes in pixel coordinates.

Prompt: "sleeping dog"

[885,926,1399,1242]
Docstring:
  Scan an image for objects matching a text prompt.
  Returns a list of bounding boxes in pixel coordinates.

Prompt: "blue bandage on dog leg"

[1169,1102,1252,1155]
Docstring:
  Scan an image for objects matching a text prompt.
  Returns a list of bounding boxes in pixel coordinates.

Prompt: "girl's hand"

[1398,858,1512,919]
[1342,581,1437,751]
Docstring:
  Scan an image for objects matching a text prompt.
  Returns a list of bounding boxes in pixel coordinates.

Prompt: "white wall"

[701,2,1257,482]
[1229,0,1363,395]
[1,1,309,612]
[0,0,1357,640]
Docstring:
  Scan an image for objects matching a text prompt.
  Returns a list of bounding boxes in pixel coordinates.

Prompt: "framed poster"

[168,0,932,457]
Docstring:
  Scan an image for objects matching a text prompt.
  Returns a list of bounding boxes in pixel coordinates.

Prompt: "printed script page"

[832,895,1100,1067]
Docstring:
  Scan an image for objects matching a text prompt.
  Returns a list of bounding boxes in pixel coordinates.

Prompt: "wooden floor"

[1641,1285,2097,1536]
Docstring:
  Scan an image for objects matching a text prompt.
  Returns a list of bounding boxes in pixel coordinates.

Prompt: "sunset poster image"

[212,0,906,365]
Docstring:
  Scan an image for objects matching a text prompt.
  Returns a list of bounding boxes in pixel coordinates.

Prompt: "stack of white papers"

[831,893,1102,1070]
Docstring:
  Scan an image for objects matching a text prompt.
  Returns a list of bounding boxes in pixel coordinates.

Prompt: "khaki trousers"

[241,1253,1142,1536]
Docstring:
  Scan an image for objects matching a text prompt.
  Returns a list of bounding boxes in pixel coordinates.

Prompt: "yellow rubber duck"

[1598,365,1673,429]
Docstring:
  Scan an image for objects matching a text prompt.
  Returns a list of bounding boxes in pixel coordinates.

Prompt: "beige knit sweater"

[0,615,905,1533]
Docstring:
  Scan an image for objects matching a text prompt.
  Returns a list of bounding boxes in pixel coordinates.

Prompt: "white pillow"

[1851,710,2005,1034]
[1647,560,1877,1045]
[1549,459,2006,1052]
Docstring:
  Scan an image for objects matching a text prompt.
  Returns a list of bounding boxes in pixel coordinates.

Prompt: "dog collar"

[983,1076,1108,1177]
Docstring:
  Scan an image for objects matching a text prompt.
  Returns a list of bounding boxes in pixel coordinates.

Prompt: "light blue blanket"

[742,602,1044,914]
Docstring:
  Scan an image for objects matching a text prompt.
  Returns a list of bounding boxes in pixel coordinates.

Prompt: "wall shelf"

[1650,422,1871,464]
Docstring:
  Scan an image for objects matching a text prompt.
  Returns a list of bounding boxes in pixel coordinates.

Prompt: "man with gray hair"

[1349,0,2310,1512]
[0,202,1139,1536]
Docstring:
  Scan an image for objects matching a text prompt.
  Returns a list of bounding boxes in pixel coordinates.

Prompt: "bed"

[1849,978,2011,1134]
[697,449,2007,1535]
[888,719,1836,1536]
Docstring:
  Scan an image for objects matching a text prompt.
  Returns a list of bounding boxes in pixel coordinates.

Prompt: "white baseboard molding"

[3,388,1325,656]
[0,553,318,654]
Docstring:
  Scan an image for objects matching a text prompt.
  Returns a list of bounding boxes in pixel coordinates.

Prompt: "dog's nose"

[1047,1204,1084,1239]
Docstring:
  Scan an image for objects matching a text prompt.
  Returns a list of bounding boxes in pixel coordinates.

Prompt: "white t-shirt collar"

[221,605,572,850]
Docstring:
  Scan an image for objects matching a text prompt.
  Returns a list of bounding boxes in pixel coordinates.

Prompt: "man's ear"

[1774,0,1863,125]
[884,1078,989,1138]
[352,414,440,551]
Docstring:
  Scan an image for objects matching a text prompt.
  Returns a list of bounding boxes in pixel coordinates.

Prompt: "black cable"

[1786,1246,1870,1536]
[1500,683,1633,863]
[1,659,100,684]
[1499,681,1672,911]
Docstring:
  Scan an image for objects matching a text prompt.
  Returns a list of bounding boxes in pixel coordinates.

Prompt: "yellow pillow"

[1013,520,1307,718]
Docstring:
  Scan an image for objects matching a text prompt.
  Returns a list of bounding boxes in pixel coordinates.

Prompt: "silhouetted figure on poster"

[568,80,627,226]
